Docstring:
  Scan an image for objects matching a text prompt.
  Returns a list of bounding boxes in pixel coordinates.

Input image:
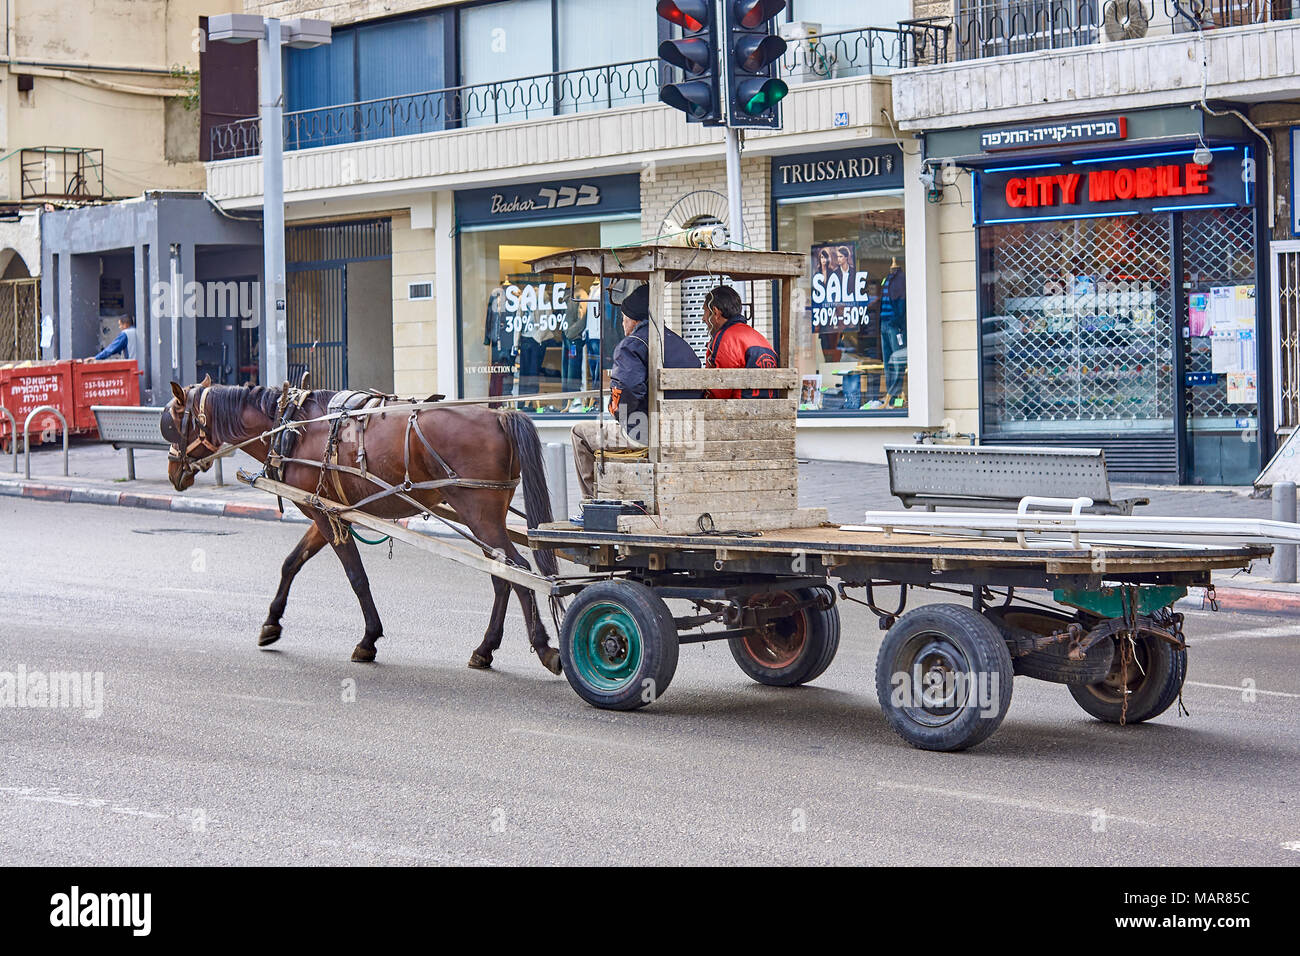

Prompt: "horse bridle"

[167,385,222,479]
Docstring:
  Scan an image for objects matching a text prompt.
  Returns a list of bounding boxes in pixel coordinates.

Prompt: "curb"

[0,478,300,525]
[1184,584,1300,615]
[0,478,467,540]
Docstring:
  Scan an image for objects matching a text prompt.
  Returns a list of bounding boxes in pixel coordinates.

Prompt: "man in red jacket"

[702,285,779,399]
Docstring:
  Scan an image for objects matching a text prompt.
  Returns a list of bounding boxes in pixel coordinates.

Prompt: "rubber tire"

[559,580,679,711]
[984,606,1113,685]
[1068,629,1187,724]
[728,587,840,687]
[875,604,1015,752]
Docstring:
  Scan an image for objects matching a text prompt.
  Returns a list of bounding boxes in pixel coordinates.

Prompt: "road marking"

[507,727,660,752]
[220,693,316,707]
[874,780,1155,828]
[1185,625,1299,643]
[1184,681,1300,699]
[0,786,182,822]
[1282,841,1300,853]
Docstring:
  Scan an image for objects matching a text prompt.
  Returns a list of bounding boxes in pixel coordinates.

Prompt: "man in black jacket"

[569,282,702,500]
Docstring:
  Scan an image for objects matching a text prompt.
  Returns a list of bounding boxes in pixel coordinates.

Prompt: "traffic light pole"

[725,125,744,249]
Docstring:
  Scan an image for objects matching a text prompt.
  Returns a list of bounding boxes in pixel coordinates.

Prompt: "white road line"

[1186,625,1299,643]
[1184,681,1300,699]
[507,727,659,752]
[874,780,1155,827]
[220,693,316,707]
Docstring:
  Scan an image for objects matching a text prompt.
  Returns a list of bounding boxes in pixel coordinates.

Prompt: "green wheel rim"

[571,601,644,692]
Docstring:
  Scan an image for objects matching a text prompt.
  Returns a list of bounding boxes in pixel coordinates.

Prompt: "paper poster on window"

[1211,329,1256,374]
[800,374,823,410]
[1226,371,1257,405]
[1188,293,1211,337]
[809,242,875,335]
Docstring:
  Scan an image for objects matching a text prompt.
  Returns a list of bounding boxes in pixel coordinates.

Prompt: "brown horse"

[160,377,562,674]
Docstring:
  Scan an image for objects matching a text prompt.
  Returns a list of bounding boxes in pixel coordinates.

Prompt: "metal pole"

[725,125,743,249]
[542,442,569,520]
[260,18,288,387]
[1273,481,1297,583]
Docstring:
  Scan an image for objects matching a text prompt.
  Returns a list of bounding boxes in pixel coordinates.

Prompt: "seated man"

[570,282,702,502]
[701,285,779,398]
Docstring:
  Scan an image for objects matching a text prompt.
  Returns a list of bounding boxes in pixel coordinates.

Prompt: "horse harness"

[265,387,520,545]
[167,385,221,480]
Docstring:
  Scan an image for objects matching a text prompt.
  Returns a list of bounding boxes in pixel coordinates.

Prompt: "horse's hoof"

[258,624,282,647]
[540,647,563,675]
[468,653,493,670]
[351,644,376,663]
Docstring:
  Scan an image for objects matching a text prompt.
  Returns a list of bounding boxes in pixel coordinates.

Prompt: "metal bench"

[91,405,223,485]
[885,444,1147,516]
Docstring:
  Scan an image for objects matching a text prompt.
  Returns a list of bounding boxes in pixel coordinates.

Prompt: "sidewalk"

[4,438,1297,611]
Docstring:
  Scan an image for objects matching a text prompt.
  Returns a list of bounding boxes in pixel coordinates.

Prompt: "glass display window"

[776,192,907,413]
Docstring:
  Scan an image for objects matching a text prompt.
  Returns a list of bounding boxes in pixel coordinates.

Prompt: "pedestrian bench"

[885,444,1147,516]
[91,405,223,485]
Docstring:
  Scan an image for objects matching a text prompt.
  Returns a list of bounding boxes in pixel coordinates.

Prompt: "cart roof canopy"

[528,245,804,281]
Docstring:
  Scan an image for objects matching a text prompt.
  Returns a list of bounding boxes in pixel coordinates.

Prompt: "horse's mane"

[206,384,287,442]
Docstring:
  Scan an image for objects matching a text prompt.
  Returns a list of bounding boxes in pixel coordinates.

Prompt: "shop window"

[460,217,641,413]
[979,215,1176,437]
[776,194,907,413]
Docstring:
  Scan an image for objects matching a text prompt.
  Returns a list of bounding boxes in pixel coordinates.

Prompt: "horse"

[160,376,563,675]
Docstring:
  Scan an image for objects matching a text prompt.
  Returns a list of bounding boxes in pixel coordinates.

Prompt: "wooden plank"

[660,438,796,462]
[658,488,798,511]
[661,398,797,420]
[656,460,797,475]
[666,418,796,443]
[617,507,828,535]
[656,470,798,494]
[660,367,800,392]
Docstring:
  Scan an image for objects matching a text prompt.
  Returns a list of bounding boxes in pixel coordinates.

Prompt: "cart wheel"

[728,587,839,687]
[984,606,1113,685]
[559,580,678,711]
[1067,628,1187,724]
[874,604,1014,752]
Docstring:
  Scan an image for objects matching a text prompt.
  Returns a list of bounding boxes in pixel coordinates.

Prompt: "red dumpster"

[71,359,141,434]
[0,360,74,448]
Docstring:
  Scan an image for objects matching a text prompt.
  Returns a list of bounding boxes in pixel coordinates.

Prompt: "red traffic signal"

[656,0,710,32]
[734,0,786,29]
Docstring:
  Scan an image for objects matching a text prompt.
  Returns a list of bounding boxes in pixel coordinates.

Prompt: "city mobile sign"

[975,145,1253,226]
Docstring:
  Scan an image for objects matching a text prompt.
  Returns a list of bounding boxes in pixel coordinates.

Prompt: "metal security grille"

[982,215,1175,433]
[285,219,392,390]
[0,278,39,363]
[1271,241,1300,432]
[1180,207,1258,427]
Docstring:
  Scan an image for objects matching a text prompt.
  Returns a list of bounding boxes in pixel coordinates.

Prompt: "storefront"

[772,145,908,416]
[455,173,641,414]
[973,140,1268,485]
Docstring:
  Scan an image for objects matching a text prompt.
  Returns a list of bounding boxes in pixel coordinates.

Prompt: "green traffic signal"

[736,77,788,116]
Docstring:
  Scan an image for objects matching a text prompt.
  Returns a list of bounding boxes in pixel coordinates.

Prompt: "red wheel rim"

[741,592,808,670]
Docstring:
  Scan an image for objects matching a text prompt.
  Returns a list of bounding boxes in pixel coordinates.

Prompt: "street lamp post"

[207,14,331,388]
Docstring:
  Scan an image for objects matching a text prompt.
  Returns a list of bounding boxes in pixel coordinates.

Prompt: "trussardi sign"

[975,146,1251,225]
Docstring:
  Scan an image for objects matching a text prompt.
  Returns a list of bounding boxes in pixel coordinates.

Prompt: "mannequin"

[483,282,516,405]
[880,257,907,407]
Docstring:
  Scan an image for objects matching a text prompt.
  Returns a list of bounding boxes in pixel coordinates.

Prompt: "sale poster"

[809,242,875,335]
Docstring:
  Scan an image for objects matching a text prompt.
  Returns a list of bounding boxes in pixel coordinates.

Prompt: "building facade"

[892,0,1300,484]
[202,0,942,461]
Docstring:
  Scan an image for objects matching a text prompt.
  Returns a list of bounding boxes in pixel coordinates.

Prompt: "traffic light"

[723,0,788,129]
[657,0,721,125]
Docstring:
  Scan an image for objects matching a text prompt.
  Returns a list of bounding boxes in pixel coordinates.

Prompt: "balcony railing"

[209,25,928,161]
[903,0,1296,63]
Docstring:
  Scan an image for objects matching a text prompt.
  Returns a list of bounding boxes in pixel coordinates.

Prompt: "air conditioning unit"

[780,21,824,86]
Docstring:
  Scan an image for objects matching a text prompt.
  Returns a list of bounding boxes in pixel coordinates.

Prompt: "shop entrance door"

[1179,208,1261,485]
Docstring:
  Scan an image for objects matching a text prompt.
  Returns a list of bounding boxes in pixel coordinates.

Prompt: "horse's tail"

[500,409,559,579]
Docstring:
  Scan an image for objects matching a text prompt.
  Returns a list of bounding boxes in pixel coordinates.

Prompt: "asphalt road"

[1,497,1297,866]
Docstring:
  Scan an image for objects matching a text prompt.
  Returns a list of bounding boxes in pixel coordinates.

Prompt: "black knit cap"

[620,283,650,321]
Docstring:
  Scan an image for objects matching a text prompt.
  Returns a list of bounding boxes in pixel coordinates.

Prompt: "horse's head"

[162,375,218,492]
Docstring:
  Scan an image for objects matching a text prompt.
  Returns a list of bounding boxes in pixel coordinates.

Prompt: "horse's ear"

[170,381,186,406]
[200,373,213,388]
